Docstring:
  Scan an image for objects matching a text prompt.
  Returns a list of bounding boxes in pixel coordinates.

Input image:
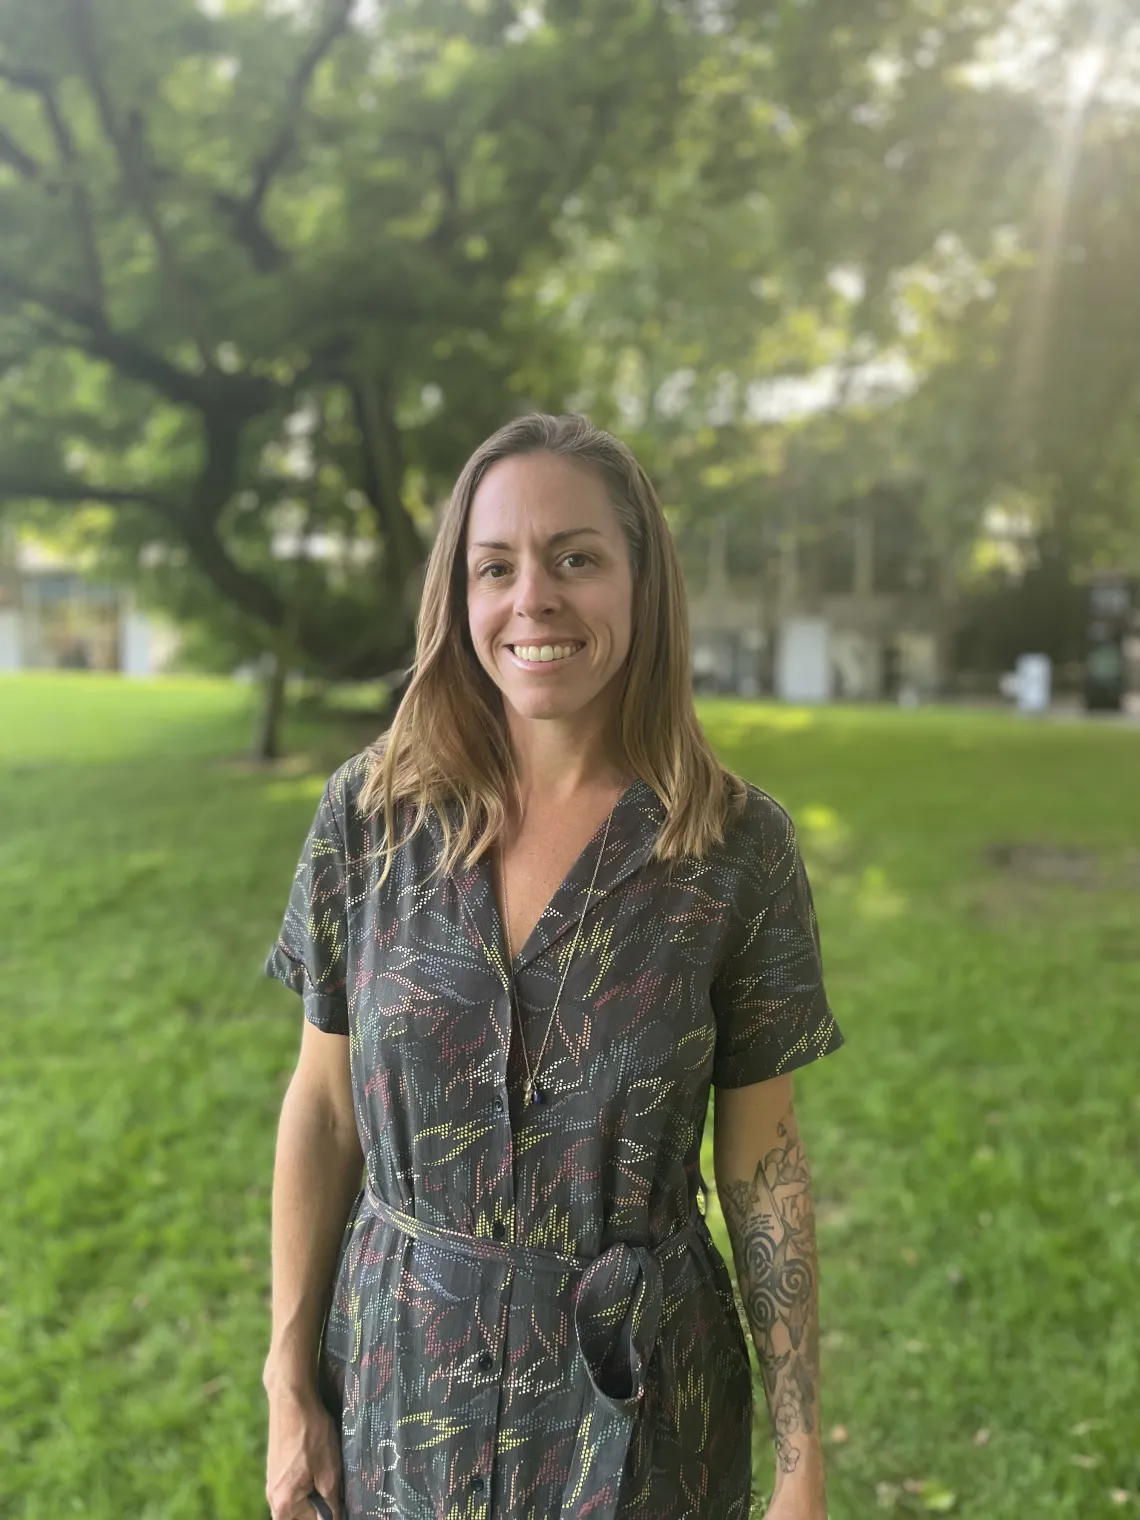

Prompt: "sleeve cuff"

[264,944,349,1036]
[713,1015,845,1089]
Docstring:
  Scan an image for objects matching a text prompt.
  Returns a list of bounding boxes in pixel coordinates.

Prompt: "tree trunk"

[253,567,307,761]
[253,648,289,761]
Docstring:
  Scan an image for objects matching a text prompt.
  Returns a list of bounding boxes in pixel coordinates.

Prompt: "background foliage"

[2,0,1139,698]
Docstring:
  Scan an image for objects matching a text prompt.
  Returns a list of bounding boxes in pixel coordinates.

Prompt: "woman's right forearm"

[264,1073,364,1400]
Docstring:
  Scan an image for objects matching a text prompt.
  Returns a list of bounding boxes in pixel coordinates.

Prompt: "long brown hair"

[362,413,746,882]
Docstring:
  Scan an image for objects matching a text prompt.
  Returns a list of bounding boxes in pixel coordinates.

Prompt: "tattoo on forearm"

[721,1105,821,1476]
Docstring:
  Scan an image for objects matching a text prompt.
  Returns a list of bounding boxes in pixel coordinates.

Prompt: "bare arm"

[263,1019,363,1520]
[264,1017,364,1397]
[714,1074,827,1517]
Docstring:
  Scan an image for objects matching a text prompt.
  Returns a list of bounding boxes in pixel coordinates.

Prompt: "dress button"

[478,1350,493,1372]
[493,1094,504,1112]
[471,1475,485,1494]
[491,1219,507,1241]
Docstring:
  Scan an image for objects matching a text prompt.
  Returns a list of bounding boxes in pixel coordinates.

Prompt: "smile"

[506,642,586,668]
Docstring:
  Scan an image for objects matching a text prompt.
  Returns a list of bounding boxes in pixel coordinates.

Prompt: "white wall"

[0,610,21,670]
[119,606,152,676]
[119,604,179,677]
[776,618,831,703]
[119,602,180,677]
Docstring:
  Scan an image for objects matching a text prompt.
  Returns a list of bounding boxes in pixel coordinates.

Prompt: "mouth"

[505,641,586,669]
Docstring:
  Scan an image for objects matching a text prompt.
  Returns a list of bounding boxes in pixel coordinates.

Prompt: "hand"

[266,1385,344,1520]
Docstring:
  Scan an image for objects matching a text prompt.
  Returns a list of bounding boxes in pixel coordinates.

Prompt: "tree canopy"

[0,0,722,678]
[2,0,1138,699]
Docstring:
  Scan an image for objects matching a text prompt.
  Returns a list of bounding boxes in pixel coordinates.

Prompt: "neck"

[504,708,629,813]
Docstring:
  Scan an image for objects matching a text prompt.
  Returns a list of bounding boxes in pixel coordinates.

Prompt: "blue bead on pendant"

[528,1083,545,1106]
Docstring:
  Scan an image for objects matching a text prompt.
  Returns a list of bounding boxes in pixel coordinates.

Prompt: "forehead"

[466,452,618,542]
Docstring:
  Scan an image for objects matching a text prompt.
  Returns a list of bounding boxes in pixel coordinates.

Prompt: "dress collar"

[437,777,667,976]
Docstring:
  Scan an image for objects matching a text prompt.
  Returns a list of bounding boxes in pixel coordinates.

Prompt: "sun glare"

[1067,44,1106,109]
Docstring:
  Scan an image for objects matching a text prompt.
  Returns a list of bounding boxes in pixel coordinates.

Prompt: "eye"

[561,552,593,570]
[476,561,509,580]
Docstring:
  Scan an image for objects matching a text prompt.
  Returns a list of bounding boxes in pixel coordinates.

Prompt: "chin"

[504,688,593,721]
[509,697,580,720]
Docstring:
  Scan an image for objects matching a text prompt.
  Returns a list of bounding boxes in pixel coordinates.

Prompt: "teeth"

[512,643,580,663]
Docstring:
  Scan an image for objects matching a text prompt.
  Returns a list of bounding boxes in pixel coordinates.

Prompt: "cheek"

[465,592,492,649]
[585,575,634,639]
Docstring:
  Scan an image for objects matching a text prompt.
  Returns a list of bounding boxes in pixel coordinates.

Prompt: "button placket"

[495,991,517,1237]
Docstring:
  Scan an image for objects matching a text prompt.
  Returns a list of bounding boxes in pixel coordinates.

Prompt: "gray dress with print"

[266,751,843,1519]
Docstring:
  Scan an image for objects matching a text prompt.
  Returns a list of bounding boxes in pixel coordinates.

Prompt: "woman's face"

[464,451,634,730]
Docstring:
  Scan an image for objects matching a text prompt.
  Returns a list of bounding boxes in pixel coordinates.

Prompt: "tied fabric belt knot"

[361,1183,702,1520]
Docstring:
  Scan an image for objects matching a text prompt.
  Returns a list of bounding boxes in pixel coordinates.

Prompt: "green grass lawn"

[1,674,1137,1519]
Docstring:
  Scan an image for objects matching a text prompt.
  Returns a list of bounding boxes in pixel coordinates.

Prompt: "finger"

[266,1481,326,1520]
[307,1491,334,1520]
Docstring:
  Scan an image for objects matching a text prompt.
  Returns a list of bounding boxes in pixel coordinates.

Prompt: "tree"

[0,0,710,752]
[546,0,1038,550]
[6,0,1138,731]
[549,0,1140,677]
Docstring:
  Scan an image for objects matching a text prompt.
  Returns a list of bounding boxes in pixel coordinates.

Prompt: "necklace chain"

[499,800,616,1106]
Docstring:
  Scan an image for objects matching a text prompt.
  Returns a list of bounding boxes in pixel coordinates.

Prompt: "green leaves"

[3,0,1138,684]
[0,0,703,678]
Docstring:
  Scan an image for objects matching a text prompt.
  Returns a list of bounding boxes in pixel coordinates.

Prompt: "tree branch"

[67,0,211,363]
[175,413,286,631]
[350,376,423,593]
[250,0,355,214]
[0,62,50,92]
[38,86,105,306]
[0,126,42,180]
[0,270,202,409]
[0,456,287,633]
[181,514,288,629]
[0,464,411,676]
[192,412,244,529]
[423,136,463,260]
[0,268,279,416]
[0,59,105,302]
[216,0,356,271]
[0,472,177,511]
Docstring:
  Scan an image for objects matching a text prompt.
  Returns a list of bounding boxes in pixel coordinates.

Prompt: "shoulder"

[318,749,432,864]
[723,781,798,860]
[705,780,804,909]
[319,749,378,841]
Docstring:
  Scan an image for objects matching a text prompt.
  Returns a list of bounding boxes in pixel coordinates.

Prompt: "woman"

[263,413,844,1520]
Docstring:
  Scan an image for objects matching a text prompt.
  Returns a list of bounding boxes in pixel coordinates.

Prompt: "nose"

[512,558,560,620]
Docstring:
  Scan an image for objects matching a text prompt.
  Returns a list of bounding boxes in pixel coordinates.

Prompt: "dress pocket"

[317,1184,367,1422]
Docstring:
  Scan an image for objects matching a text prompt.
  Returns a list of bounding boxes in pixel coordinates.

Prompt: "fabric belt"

[361,1182,703,1520]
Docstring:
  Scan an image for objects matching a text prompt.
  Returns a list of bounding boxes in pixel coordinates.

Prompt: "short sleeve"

[711,795,844,1088]
[264,776,350,1035]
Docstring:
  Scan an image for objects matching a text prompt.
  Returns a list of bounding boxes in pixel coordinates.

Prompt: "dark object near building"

[1084,574,1135,712]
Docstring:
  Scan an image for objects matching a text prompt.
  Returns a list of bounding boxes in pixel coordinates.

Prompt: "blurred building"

[687,493,943,702]
[0,538,177,677]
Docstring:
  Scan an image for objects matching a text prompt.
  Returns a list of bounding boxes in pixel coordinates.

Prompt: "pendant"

[525,1080,545,1106]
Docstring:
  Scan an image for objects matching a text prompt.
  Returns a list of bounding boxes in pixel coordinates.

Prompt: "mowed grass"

[1,674,1137,1519]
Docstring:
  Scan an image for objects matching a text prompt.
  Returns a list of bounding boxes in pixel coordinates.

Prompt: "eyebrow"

[469,527,604,551]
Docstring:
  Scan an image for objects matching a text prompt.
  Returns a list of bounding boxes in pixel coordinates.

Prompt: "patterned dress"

[266,751,843,1520]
